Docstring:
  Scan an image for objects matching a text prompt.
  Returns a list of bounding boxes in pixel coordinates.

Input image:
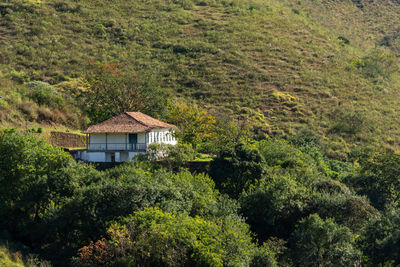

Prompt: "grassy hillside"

[1,0,400,156]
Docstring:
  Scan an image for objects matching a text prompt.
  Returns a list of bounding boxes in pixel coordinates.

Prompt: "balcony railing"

[88,143,147,152]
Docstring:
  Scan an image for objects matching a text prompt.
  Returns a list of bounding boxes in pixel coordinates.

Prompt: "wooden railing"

[88,143,147,151]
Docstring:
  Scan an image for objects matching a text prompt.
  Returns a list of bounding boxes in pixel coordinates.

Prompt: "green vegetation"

[3,0,400,266]
[2,129,400,266]
[2,0,400,155]
[0,246,25,267]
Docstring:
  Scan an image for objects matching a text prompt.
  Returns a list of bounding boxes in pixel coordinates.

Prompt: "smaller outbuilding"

[75,112,178,162]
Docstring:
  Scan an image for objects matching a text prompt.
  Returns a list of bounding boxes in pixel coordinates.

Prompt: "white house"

[76,112,178,162]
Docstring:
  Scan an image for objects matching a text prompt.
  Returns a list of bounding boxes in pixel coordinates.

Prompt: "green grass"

[2,0,400,156]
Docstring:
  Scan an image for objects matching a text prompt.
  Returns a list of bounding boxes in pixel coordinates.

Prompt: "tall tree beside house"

[83,62,169,124]
[167,103,217,150]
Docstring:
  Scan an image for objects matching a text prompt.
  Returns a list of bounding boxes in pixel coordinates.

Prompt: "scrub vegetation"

[2,0,400,155]
[2,0,400,266]
[1,127,400,266]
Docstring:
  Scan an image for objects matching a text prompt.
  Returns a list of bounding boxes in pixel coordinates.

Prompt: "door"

[129,133,137,150]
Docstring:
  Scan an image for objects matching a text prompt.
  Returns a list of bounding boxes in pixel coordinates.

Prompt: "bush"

[289,214,361,267]
[0,131,78,241]
[330,111,364,135]
[76,207,258,267]
[240,173,376,242]
[39,164,239,263]
[352,51,397,83]
[26,81,65,109]
[255,139,307,169]
[210,142,264,198]
[146,143,196,169]
[360,208,400,265]
[345,151,400,210]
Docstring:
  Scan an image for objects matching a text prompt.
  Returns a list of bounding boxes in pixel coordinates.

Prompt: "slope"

[1,0,400,156]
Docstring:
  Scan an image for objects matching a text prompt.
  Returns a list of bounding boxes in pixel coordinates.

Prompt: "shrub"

[360,208,400,265]
[289,214,361,267]
[255,139,307,169]
[330,111,364,135]
[352,51,397,83]
[76,207,258,267]
[210,142,264,198]
[146,143,196,169]
[0,131,77,240]
[26,81,65,108]
[345,151,400,210]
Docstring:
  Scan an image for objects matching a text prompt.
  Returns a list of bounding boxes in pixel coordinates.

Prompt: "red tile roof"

[82,112,177,133]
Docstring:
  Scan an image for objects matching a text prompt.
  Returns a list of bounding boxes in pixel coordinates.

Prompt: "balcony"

[88,143,147,152]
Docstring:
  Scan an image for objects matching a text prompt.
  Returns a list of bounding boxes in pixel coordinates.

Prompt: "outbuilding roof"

[82,112,177,134]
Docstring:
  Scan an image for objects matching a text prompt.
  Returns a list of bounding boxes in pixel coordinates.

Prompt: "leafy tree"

[146,143,196,170]
[76,207,259,267]
[360,208,400,266]
[289,214,361,267]
[240,173,376,242]
[345,151,400,210]
[0,131,77,235]
[167,103,217,150]
[84,62,169,124]
[240,174,309,241]
[25,81,65,108]
[38,164,240,263]
[212,116,252,154]
[209,142,264,198]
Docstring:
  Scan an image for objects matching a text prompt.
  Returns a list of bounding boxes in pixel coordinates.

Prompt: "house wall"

[107,133,126,144]
[90,133,106,143]
[89,133,147,145]
[138,132,146,143]
[77,151,142,162]
[147,128,177,145]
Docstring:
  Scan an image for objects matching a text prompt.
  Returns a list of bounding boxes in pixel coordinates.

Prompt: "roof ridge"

[124,112,149,127]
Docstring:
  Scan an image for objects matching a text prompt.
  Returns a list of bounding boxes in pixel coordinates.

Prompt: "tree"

[37,164,240,263]
[146,143,196,170]
[345,151,400,210]
[360,208,400,266]
[84,62,169,124]
[0,130,77,235]
[209,143,264,198]
[240,173,376,243]
[289,214,361,267]
[167,103,217,150]
[76,207,259,267]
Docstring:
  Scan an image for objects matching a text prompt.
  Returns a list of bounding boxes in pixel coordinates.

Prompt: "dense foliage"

[2,0,400,265]
[2,130,400,266]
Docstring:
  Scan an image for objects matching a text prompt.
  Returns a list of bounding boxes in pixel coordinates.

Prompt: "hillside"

[1,0,400,156]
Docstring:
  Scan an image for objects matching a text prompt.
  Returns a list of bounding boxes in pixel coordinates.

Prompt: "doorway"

[129,133,138,150]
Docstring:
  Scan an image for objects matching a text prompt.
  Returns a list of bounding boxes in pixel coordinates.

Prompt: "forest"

[1,122,400,266]
[2,0,400,265]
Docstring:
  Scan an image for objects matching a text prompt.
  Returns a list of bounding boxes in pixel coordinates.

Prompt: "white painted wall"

[148,128,177,145]
[81,129,177,162]
[138,132,146,143]
[108,133,126,143]
[90,133,106,143]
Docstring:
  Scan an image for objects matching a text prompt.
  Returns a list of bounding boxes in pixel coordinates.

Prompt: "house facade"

[75,112,178,162]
